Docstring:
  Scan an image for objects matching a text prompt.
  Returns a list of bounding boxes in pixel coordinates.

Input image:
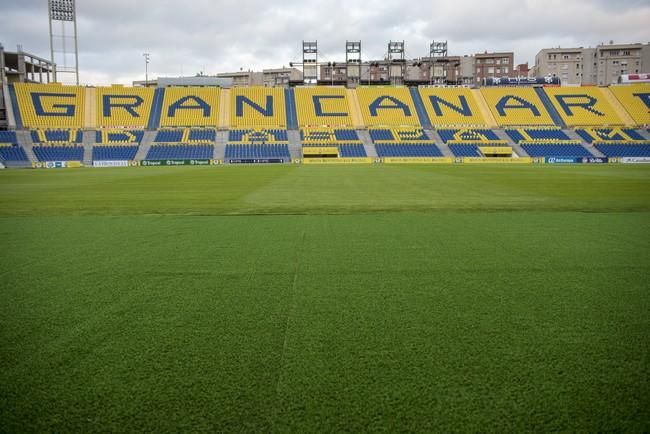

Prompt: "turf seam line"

[272,230,306,424]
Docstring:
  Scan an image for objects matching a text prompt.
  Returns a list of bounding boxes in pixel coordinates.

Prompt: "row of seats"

[595,144,650,157]
[0,144,28,161]
[33,145,84,162]
[575,127,645,143]
[609,84,650,126]
[96,130,144,144]
[146,144,213,160]
[295,87,354,127]
[11,83,650,129]
[92,146,139,161]
[154,128,216,143]
[437,128,501,143]
[31,129,83,143]
[228,129,288,143]
[522,143,593,157]
[369,128,430,142]
[301,128,360,143]
[375,143,443,157]
[225,144,290,160]
[506,128,570,144]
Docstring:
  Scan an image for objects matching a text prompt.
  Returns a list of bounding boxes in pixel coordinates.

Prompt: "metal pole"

[48,0,56,82]
[143,53,150,86]
[72,0,79,85]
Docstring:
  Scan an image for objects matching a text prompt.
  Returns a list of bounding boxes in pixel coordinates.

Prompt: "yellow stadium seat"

[355,87,420,126]
[96,86,154,128]
[544,87,623,126]
[14,83,85,128]
[159,87,220,127]
[609,84,650,126]
[230,87,286,128]
[418,87,486,126]
[480,87,554,126]
[295,87,353,127]
[301,128,361,144]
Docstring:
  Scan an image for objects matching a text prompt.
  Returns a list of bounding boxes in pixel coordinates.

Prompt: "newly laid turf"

[1,165,649,432]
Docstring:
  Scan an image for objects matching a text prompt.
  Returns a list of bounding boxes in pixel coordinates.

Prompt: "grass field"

[1,165,649,432]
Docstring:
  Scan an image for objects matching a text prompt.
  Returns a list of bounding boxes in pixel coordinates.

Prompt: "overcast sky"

[1,0,649,85]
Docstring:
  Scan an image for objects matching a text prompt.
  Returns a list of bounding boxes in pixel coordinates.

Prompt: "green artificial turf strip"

[0,165,649,431]
[0,165,649,216]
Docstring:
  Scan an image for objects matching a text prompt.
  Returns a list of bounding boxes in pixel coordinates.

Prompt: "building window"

[503,58,509,64]
[488,67,494,74]
[504,67,508,74]
[623,50,631,55]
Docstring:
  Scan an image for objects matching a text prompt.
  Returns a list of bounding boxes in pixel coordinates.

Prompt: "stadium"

[1,0,649,432]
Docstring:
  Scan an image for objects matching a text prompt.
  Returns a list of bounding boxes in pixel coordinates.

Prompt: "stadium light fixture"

[143,53,150,86]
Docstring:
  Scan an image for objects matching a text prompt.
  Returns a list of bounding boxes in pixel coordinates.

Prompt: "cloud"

[1,0,648,84]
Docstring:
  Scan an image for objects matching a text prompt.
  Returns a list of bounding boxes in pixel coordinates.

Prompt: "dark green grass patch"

[0,165,649,431]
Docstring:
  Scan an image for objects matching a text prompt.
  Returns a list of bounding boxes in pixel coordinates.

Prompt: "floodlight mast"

[48,0,79,84]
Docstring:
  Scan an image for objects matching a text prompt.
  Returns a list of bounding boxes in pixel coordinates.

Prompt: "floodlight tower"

[345,41,361,86]
[387,40,405,85]
[302,41,318,84]
[48,0,79,84]
[429,40,448,84]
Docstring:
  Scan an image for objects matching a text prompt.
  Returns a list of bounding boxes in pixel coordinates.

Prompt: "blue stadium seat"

[338,144,367,157]
[594,144,650,157]
[146,145,214,159]
[375,143,443,157]
[92,146,139,161]
[521,143,593,157]
[33,146,84,161]
[448,144,483,157]
[224,144,291,160]
[437,129,500,143]
[0,145,29,161]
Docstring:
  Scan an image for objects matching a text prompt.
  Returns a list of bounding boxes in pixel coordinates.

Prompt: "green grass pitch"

[1,164,649,432]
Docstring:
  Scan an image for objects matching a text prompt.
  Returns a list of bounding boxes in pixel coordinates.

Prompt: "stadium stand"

[574,127,650,157]
[375,143,443,158]
[368,127,443,157]
[521,142,593,158]
[96,86,154,128]
[0,131,29,162]
[574,127,646,143]
[356,87,420,126]
[502,126,592,158]
[225,144,291,161]
[145,144,214,160]
[230,87,287,128]
[0,144,29,162]
[369,127,430,142]
[95,130,145,144]
[93,129,143,161]
[295,87,353,126]
[608,84,650,126]
[31,129,83,143]
[437,128,503,144]
[594,143,650,157]
[480,87,555,126]
[301,128,361,144]
[228,129,288,143]
[505,127,571,144]
[13,83,85,129]
[32,145,84,162]
[159,87,220,127]
[92,146,139,161]
[543,87,623,126]
[418,87,486,126]
[155,128,216,143]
